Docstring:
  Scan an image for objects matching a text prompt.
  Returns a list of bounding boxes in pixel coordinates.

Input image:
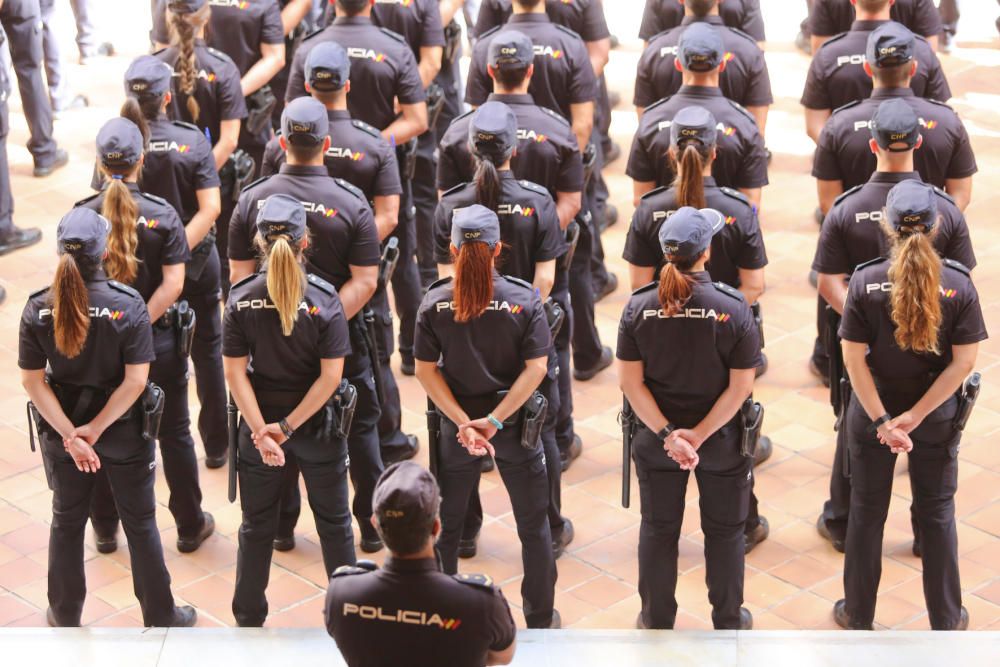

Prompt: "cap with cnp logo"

[870,98,920,151]
[281,97,329,147]
[468,101,517,162]
[57,208,110,259]
[866,22,915,68]
[96,117,144,169]
[256,193,307,243]
[373,461,440,532]
[886,179,937,232]
[677,22,724,73]
[451,204,501,250]
[124,55,172,98]
[488,30,534,70]
[670,105,718,149]
[658,206,724,257]
[306,41,351,92]
[167,0,206,14]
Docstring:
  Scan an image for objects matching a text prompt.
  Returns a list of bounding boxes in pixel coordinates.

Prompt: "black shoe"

[814,207,824,225]
[609,34,620,49]
[560,434,583,473]
[400,354,415,376]
[53,94,90,115]
[458,534,478,559]
[753,436,773,467]
[795,31,812,55]
[481,456,495,472]
[574,346,613,381]
[940,32,953,54]
[552,517,574,559]
[79,41,115,64]
[360,525,384,554]
[382,434,420,465]
[808,357,830,388]
[816,514,845,553]
[168,605,198,627]
[95,531,118,554]
[808,269,818,288]
[549,609,562,629]
[607,90,622,108]
[765,148,772,166]
[205,452,227,469]
[604,143,622,165]
[33,149,69,178]
[594,273,618,303]
[0,226,42,256]
[635,612,648,629]
[46,606,79,628]
[601,204,619,232]
[744,516,769,554]
[954,606,970,631]
[273,534,296,552]
[755,353,768,378]
[833,599,872,630]
[912,536,922,558]
[177,512,215,553]
[739,607,753,630]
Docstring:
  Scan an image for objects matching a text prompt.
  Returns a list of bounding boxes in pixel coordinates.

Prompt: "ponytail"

[51,253,91,358]
[169,7,209,122]
[473,157,503,213]
[120,95,160,145]
[264,236,306,336]
[672,143,710,209]
[452,242,495,323]
[100,171,140,285]
[657,255,698,317]
[887,229,942,354]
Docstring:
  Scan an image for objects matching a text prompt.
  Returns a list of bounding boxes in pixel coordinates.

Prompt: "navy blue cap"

[468,101,517,162]
[451,205,501,249]
[167,0,206,14]
[670,106,718,148]
[886,180,937,232]
[124,55,173,98]
[658,206,724,257]
[57,208,109,259]
[256,194,307,243]
[373,461,440,527]
[866,22,915,68]
[96,117,144,168]
[678,23,724,72]
[306,41,351,92]
[281,97,329,147]
[488,30,534,70]
[870,98,920,151]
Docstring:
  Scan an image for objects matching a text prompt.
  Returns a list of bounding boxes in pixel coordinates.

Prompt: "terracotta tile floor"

[1,1,999,632]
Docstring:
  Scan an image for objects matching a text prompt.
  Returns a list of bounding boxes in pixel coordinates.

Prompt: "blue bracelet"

[487,413,504,430]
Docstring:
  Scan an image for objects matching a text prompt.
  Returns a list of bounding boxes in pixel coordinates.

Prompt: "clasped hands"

[663,428,701,471]
[251,422,289,467]
[876,411,920,454]
[62,423,102,474]
[455,417,497,459]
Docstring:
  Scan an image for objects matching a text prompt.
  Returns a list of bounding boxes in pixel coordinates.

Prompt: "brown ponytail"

[672,143,710,210]
[887,228,943,354]
[100,171,140,285]
[657,256,698,317]
[263,236,306,336]
[451,242,495,323]
[474,157,502,213]
[51,253,91,358]
[120,95,160,145]
[169,6,210,123]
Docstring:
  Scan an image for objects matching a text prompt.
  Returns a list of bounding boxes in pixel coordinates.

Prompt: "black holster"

[361,308,386,404]
[185,226,217,282]
[220,149,256,203]
[520,391,548,450]
[739,398,764,458]
[397,139,418,181]
[751,302,764,349]
[826,305,844,417]
[443,19,462,66]
[25,401,52,489]
[426,83,445,133]
[582,143,598,190]
[228,395,239,502]
[175,301,197,358]
[558,220,581,272]
[378,236,400,289]
[544,297,565,339]
[332,380,358,440]
[426,397,442,479]
[245,85,277,136]
[141,383,165,441]
[619,398,637,508]
[953,372,981,432]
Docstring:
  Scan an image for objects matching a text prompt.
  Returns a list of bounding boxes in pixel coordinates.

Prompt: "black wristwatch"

[279,418,295,439]
[868,413,891,434]
[656,424,676,441]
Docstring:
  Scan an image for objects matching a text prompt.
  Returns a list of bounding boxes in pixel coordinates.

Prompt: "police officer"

[628,23,768,208]
[639,0,766,43]
[19,208,196,628]
[229,97,385,554]
[634,0,772,136]
[438,30,589,471]
[834,179,985,631]
[324,461,517,666]
[415,205,559,629]
[109,55,230,470]
[808,0,941,52]
[813,100,975,553]
[619,206,758,630]
[224,194,356,626]
[79,117,216,555]
[813,23,976,214]
[434,102,574,559]
[800,0,950,143]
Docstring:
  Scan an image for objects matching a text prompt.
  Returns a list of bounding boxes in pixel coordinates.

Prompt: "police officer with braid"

[20,208,195,628]
[834,179,985,631]
[619,206,759,631]
[416,205,559,629]
[623,106,770,554]
[229,97,385,554]
[80,117,215,555]
[224,194,356,626]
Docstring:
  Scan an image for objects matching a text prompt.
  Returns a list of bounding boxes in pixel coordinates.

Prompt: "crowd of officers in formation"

[3,0,994,663]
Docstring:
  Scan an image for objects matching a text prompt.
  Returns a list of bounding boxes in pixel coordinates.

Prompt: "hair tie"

[111,174,124,180]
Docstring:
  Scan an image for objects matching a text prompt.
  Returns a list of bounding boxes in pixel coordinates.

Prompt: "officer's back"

[325,462,517,667]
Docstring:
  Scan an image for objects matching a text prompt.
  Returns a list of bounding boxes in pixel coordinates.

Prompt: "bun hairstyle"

[168,3,211,123]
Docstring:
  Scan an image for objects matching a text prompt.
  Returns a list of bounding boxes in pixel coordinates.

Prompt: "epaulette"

[853,256,887,272]
[441,182,470,198]
[205,47,235,64]
[539,106,570,126]
[719,186,750,206]
[451,108,475,126]
[351,119,381,139]
[330,563,377,579]
[943,258,971,277]
[307,273,337,295]
[29,285,50,299]
[501,275,533,291]
[302,27,326,43]
[726,27,758,45]
[725,98,755,124]
[171,120,201,132]
[646,28,672,43]
[632,281,657,295]
[108,280,141,299]
[74,192,100,207]
[230,273,257,291]
[241,175,273,192]
[273,129,283,137]
[644,96,670,112]
[817,32,848,50]
[378,27,407,44]
[478,26,501,40]
[832,183,864,207]
[932,186,956,205]
[639,186,667,201]
[554,24,582,40]
[151,46,167,56]
[517,179,548,195]
[427,276,453,290]
[452,572,495,590]
[139,191,169,207]
[831,99,862,115]
[334,178,366,201]
[924,98,956,111]
[713,281,745,301]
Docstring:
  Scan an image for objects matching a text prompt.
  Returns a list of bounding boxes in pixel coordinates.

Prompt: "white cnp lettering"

[836,54,866,66]
[865,282,893,293]
[854,211,883,223]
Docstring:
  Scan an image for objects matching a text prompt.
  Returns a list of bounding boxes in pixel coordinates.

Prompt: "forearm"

[586,38,610,77]
[621,376,670,433]
[374,196,400,241]
[805,109,831,144]
[738,187,761,208]
[213,122,240,170]
[241,48,285,96]
[281,0,311,35]
[911,357,975,421]
[383,105,429,144]
[490,361,546,422]
[225,357,267,433]
[230,259,257,284]
[185,193,220,249]
[416,362,470,426]
[817,179,844,216]
[532,261,555,301]
[285,367,342,431]
[338,277,376,320]
[146,273,184,322]
[747,105,768,135]
[633,180,655,205]
[555,191,581,230]
[22,374,76,439]
[418,47,442,88]
[439,0,463,25]
[692,382,752,445]
[817,274,848,315]
[91,374,148,436]
[843,342,887,421]
[944,177,972,212]
[737,268,764,304]
[628,264,655,291]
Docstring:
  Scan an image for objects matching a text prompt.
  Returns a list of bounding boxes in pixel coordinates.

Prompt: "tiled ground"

[1,1,999,632]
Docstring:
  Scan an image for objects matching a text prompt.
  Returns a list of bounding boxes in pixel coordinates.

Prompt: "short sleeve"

[621,201,662,268]
[318,296,352,359]
[737,0,766,42]
[638,0,666,41]
[260,1,285,44]
[414,300,442,362]
[227,198,256,262]
[579,0,611,42]
[625,130,657,183]
[615,303,641,361]
[800,58,832,110]
[533,195,564,262]
[286,48,308,102]
[436,141,464,192]
[742,50,773,107]
[727,312,762,369]
[420,1,446,47]
[90,161,103,191]
[464,44,491,107]
[472,0,503,39]
[347,205,381,268]
[921,53,952,102]
[812,123,843,181]
[151,0,170,43]
[222,305,250,357]
[18,302,46,370]
[556,133,584,193]
[396,46,427,105]
[124,306,156,365]
[809,0,839,37]
[261,139,283,177]
[811,214,851,275]
[950,284,988,345]
[567,41,598,104]
[910,0,943,37]
[735,211,767,270]
[520,298,552,360]
[838,274,871,343]
[632,47,659,109]
[735,127,769,189]
[946,120,978,179]
[487,589,518,652]
[219,63,249,120]
[193,134,222,188]
[161,210,192,265]
[433,202,453,265]
[942,214,976,271]
[374,144,403,196]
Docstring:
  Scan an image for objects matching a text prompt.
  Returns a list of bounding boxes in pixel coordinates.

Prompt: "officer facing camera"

[325,461,517,667]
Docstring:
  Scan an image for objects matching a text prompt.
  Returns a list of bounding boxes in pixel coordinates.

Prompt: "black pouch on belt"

[953,371,982,432]
[332,380,358,440]
[543,297,565,338]
[520,391,548,450]
[142,383,166,441]
[378,236,400,289]
[739,397,764,458]
[245,85,277,136]
[397,139,418,181]
[175,300,197,357]
[185,226,217,282]
[425,83,445,131]
[221,150,257,203]
[443,19,462,65]
[582,142,598,189]
[558,220,580,272]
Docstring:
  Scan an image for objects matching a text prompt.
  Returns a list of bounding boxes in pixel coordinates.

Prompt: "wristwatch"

[279,418,295,439]
[656,423,675,441]
[868,413,891,434]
